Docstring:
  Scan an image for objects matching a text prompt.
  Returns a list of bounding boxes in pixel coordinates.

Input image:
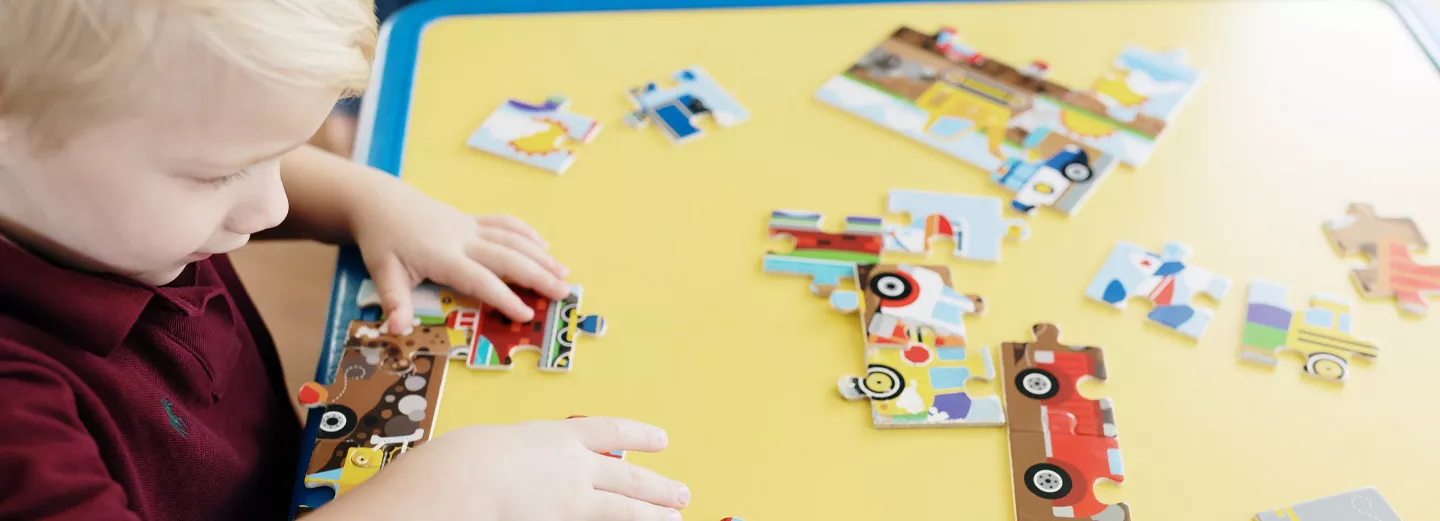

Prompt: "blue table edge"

[289,0,1440,516]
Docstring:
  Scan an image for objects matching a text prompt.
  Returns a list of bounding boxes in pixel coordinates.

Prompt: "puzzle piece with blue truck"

[466,95,601,174]
[624,66,748,144]
[1085,241,1232,339]
[833,263,1005,428]
[1240,280,1379,383]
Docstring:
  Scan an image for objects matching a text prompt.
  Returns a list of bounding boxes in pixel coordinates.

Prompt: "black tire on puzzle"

[1024,463,1073,500]
[1015,368,1060,400]
[317,405,357,439]
[861,364,905,400]
[869,273,913,302]
[1305,352,1348,380]
[1063,162,1093,183]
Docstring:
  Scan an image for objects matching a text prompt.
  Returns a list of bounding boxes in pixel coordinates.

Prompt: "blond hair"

[0,0,377,144]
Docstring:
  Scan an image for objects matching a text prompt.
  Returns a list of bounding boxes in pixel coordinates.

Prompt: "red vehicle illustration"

[1003,324,1130,520]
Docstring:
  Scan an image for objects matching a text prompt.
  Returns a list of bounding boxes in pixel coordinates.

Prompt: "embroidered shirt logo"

[161,398,188,437]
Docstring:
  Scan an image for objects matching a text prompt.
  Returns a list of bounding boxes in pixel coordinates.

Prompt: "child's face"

[0,60,341,285]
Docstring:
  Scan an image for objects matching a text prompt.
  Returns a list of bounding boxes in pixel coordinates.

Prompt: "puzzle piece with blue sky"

[1084,241,1232,339]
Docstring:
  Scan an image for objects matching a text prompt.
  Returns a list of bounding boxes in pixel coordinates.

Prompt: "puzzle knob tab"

[297,381,328,409]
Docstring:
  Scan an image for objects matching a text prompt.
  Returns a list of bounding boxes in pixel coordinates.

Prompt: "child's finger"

[588,490,683,521]
[475,214,549,249]
[566,417,669,453]
[478,227,569,279]
[466,242,571,300]
[590,458,690,510]
[367,255,417,334]
[441,260,534,322]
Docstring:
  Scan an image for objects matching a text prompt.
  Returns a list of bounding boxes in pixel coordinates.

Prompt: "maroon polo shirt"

[0,240,300,520]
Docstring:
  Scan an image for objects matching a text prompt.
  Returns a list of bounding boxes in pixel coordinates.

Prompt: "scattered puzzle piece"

[1324,203,1438,315]
[296,321,452,509]
[834,264,1004,428]
[1002,323,1130,521]
[624,66,748,144]
[884,189,1029,261]
[1254,487,1403,521]
[356,279,607,372]
[466,95,601,174]
[762,210,883,296]
[1084,241,1232,339]
[1241,280,1379,382]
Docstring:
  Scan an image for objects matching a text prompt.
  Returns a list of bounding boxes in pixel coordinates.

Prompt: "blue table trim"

[293,0,1440,516]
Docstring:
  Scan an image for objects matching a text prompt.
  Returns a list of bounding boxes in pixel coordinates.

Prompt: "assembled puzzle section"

[1084,241,1232,339]
[762,210,884,297]
[833,263,1005,428]
[1324,203,1438,316]
[294,321,452,511]
[624,66,748,144]
[355,279,607,372]
[466,95,601,174]
[815,26,1170,216]
[883,189,1029,261]
[1240,280,1379,383]
[1254,487,1403,521]
[1001,324,1130,521]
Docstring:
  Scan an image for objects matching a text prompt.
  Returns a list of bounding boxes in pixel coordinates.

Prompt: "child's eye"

[201,168,250,187]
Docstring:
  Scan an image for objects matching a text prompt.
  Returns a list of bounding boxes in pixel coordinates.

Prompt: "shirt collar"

[0,238,158,356]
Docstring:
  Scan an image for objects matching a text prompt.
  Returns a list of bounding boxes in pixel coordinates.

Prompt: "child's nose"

[226,169,289,235]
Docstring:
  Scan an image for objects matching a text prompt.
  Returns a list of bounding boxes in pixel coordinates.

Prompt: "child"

[0,2,689,520]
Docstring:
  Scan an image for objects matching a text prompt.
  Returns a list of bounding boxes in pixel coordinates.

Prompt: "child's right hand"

[312,417,689,521]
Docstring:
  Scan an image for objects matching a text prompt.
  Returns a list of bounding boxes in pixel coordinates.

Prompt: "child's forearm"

[255,145,396,244]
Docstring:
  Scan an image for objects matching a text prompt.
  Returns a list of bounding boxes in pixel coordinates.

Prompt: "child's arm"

[305,417,689,521]
[0,361,143,521]
[258,145,572,331]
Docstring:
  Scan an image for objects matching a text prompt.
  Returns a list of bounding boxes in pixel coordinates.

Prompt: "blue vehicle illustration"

[993,143,1094,215]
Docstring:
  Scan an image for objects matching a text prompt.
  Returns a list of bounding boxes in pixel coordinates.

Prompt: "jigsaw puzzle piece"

[1002,323,1130,521]
[884,190,1029,262]
[1001,324,1116,438]
[1092,47,1202,125]
[450,285,604,372]
[1240,280,1380,382]
[1323,203,1436,315]
[1356,239,1440,316]
[1007,431,1130,521]
[991,128,1116,216]
[838,336,1004,428]
[857,264,986,343]
[1084,241,1231,339]
[1323,202,1427,257]
[763,210,883,296]
[356,279,605,372]
[835,264,999,428]
[295,321,452,509]
[1254,487,1402,521]
[466,95,601,174]
[624,66,747,144]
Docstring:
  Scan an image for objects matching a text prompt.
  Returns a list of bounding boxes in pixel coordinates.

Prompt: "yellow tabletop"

[376,1,1440,518]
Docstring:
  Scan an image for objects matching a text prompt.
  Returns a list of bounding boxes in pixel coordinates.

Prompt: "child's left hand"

[348,180,572,333]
